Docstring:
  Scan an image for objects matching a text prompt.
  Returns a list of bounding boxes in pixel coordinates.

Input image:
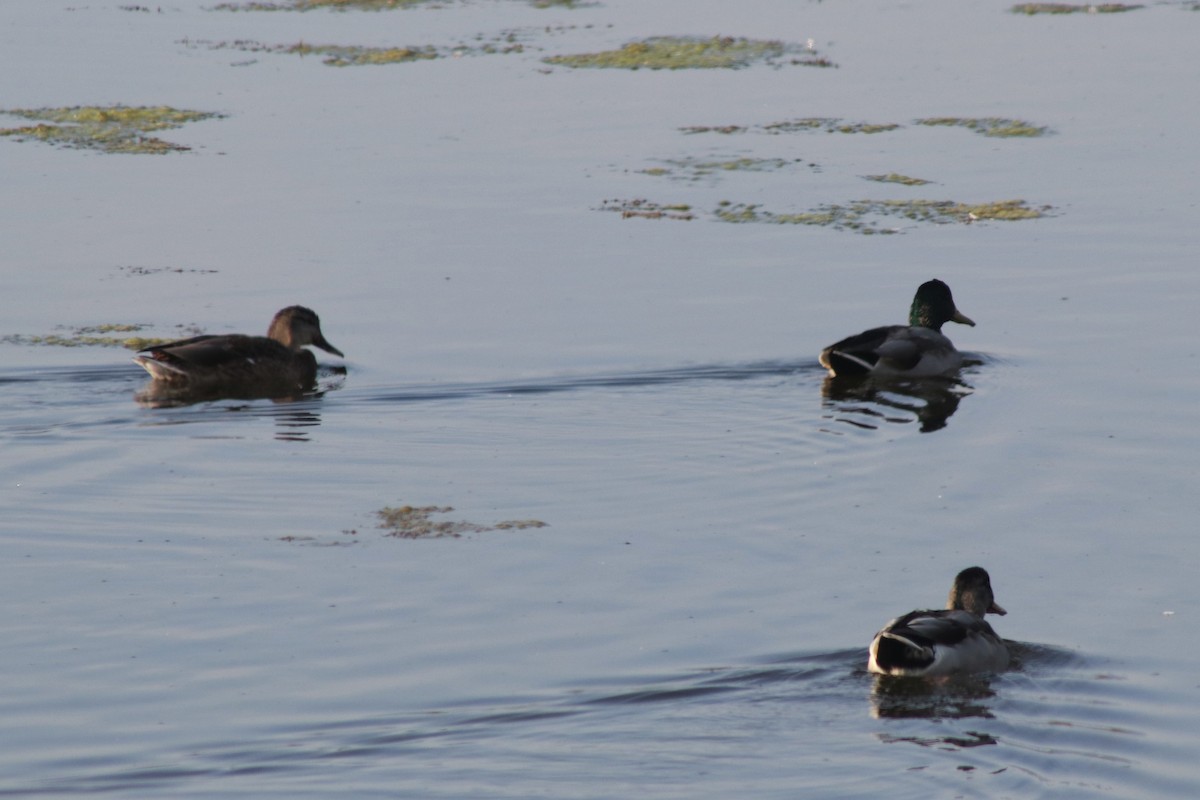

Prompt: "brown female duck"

[133,306,343,395]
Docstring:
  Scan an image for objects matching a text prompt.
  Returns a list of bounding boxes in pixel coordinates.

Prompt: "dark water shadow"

[348,358,821,406]
[819,354,987,433]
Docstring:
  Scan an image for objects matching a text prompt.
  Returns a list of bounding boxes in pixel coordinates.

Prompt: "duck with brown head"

[133,306,343,397]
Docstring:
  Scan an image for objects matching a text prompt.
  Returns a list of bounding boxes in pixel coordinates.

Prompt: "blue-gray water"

[3,1,1199,797]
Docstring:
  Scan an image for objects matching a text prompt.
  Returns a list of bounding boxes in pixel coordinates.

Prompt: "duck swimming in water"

[868,566,1009,677]
[820,279,975,377]
[133,305,343,396]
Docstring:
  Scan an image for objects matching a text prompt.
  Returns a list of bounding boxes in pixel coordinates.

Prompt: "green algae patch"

[864,173,932,186]
[681,118,900,136]
[764,118,900,135]
[713,198,1049,234]
[678,124,748,135]
[376,505,548,539]
[1011,3,1142,13]
[641,156,816,181]
[282,42,439,66]
[216,0,590,8]
[186,35,525,65]
[1,323,197,350]
[599,198,695,220]
[544,36,803,70]
[917,116,1049,138]
[215,0,437,10]
[0,106,222,154]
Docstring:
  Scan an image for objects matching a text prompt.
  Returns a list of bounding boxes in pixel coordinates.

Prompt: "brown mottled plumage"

[868,567,1009,677]
[133,306,343,396]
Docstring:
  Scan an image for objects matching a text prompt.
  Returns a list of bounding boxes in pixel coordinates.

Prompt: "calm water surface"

[3,0,1199,797]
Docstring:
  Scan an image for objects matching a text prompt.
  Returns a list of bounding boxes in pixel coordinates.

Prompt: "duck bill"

[314,335,345,358]
[952,309,976,327]
[987,601,1007,616]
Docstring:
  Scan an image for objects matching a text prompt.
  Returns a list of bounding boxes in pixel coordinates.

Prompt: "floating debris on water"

[764,118,900,135]
[863,173,932,186]
[713,198,1049,234]
[640,155,818,181]
[681,117,901,135]
[0,105,223,154]
[183,33,527,65]
[215,0,447,10]
[1,322,202,350]
[1010,3,1143,13]
[215,0,592,9]
[598,198,695,220]
[916,116,1050,137]
[544,36,826,70]
[376,505,548,539]
[118,265,220,277]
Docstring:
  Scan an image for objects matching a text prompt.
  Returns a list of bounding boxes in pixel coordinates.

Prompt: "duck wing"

[869,609,1005,676]
[819,325,905,375]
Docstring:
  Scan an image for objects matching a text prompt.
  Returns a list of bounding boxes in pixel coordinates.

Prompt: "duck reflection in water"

[133,306,345,407]
[869,671,1000,723]
[821,372,973,433]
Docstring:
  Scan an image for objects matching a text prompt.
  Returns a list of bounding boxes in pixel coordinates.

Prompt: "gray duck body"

[820,279,975,377]
[868,566,1009,677]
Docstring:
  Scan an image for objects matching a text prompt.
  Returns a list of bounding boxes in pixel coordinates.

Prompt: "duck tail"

[870,631,935,674]
[132,353,187,381]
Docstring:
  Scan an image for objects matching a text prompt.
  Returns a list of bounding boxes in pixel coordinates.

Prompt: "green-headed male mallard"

[133,305,343,394]
[868,566,1009,678]
[819,279,974,377]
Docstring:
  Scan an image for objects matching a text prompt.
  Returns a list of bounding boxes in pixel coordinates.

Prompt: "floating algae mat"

[544,36,817,70]
[0,106,223,154]
[1,323,200,350]
[640,156,817,181]
[598,198,696,220]
[681,117,901,135]
[375,505,548,539]
[215,0,449,9]
[1011,3,1142,13]
[186,33,525,66]
[215,0,586,9]
[863,173,932,186]
[713,199,1049,234]
[916,117,1050,138]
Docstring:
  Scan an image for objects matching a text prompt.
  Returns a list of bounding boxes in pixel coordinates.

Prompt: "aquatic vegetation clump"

[642,156,815,181]
[864,173,932,186]
[282,42,439,66]
[1011,3,1143,13]
[763,118,901,135]
[184,35,525,65]
[376,505,547,539]
[1,323,196,349]
[599,198,695,220]
[0,105,223,154]
[678,124,748,135]
[681,118,901,136]
[214,0,437,10]
[713,198,1048,234]
[544,36,798,70]
[917,117,1049,138]
[215,0,576,7]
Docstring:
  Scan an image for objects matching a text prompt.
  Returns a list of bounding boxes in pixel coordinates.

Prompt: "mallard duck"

[133,306,343,394]
[819,279,974,377]
[868,566,1009,677]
